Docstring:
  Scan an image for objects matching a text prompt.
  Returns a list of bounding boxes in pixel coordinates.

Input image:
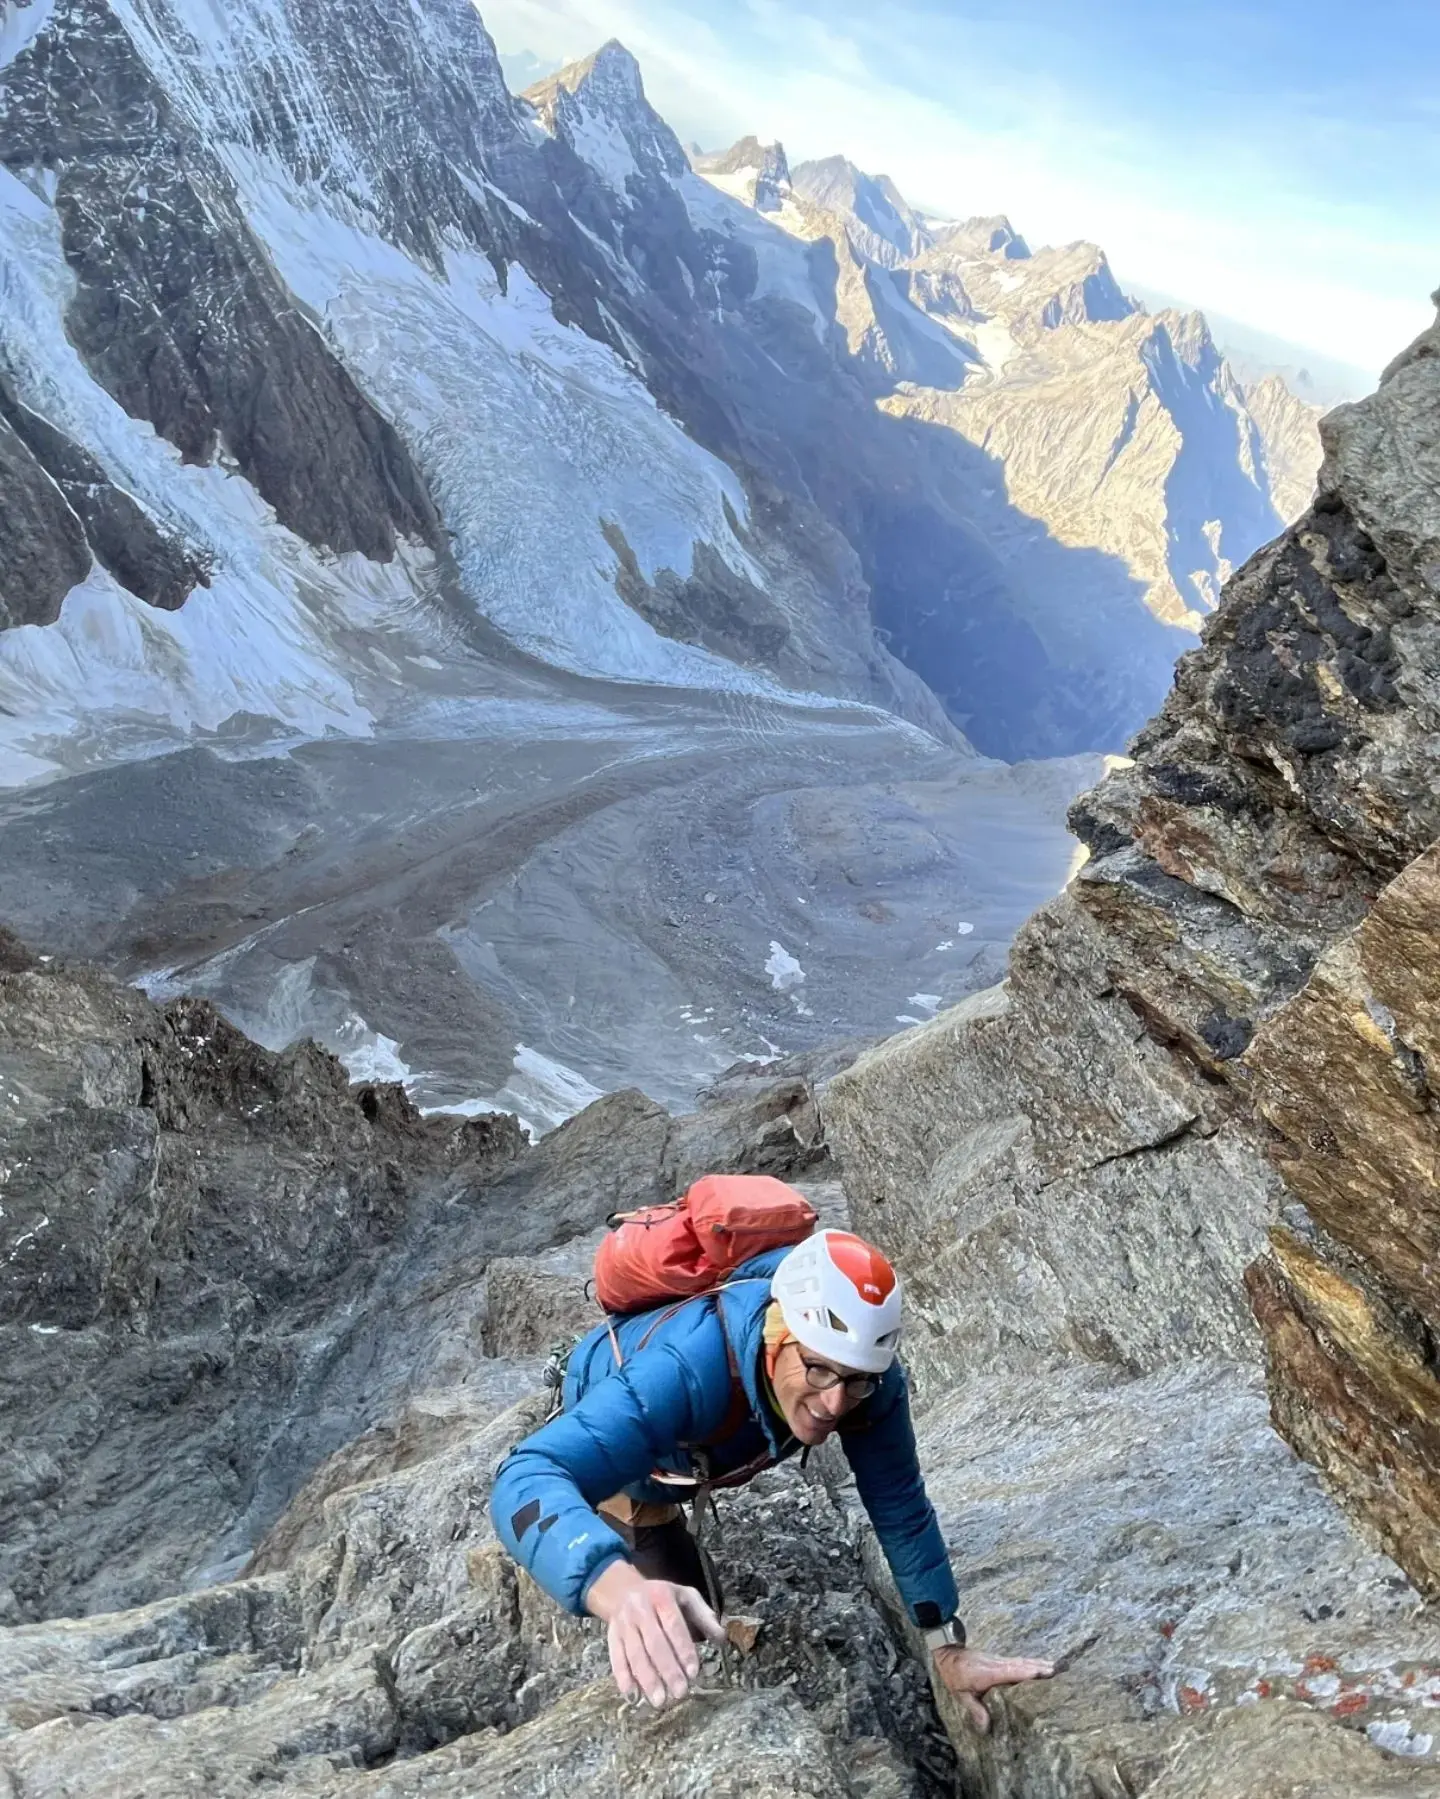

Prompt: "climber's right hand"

[584,1559,726,1708]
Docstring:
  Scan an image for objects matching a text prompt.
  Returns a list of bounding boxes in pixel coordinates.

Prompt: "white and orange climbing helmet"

[771,1229,902,1374]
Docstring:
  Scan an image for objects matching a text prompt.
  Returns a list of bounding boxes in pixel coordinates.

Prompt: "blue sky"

[478,0,1438,377]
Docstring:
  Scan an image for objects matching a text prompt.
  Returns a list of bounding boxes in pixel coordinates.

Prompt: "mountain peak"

[693,135,789,179]
[523,39,686,189]
[525,39,644,107]
[790,155,927,264]
[690,136,792,211]
[929,215,1031,261]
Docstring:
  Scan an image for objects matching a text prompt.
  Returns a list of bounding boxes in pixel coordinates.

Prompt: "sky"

[477,0,1438,379]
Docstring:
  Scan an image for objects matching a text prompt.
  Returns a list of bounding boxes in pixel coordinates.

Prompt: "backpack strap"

[601,1283,782,1494]
[703,1311,753,1446]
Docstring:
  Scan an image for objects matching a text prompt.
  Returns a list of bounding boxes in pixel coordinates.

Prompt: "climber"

[490,1227,1053,1729]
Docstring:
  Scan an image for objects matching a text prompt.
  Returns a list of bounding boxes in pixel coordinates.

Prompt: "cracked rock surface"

[3,305,1440,1799]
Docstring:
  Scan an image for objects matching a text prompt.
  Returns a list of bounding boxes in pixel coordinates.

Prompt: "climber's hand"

[932,1645,1056,1733]
[585,1560,726,1709]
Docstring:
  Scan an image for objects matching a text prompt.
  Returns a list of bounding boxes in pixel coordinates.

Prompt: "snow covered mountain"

[0,6,934,782]
[0,2,1123,1122]
[1,9,1204,770]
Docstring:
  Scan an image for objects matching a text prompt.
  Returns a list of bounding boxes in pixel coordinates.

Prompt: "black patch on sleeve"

[510,1499,542,1539]
[537,1514,558,1536]
[914,1601,942,1628]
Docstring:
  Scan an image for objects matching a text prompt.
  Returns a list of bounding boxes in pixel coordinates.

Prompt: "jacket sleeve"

[489,1338,721,1616]
[841,1365,960,1628]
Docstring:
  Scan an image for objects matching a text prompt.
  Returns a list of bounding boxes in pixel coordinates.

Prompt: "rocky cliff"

[823,300,1440,1789]
[2,930,959,1795]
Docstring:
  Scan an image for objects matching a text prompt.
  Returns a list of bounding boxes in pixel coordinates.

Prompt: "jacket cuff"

[577,1549,629,1615]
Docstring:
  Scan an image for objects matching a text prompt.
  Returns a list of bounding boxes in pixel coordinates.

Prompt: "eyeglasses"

[797,1352,877,1401]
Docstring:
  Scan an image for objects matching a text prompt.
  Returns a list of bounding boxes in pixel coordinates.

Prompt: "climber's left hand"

[932,1645,1055,1732]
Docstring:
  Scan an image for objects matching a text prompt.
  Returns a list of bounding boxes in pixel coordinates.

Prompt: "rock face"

[0,406,91,628]
[0,930,847,1629]
[1,0,444,563]
[1243,370,1327,523]
[1244,846,1440,1598]
[0,930,527,1622]
[0,375,209,613]
[823,301,1440,1790]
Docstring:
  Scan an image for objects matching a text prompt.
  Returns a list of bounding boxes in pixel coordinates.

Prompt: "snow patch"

[566,104,640,194]
[765,941,806,992]
[956,921,975,935]
[426,1044,605,1139]
[969,318,1019,375]
[3,1214,49,1265]
[0,0,54,72]
[512,1045,605,1118]
[696,167,756,204]
[683,172,827,338]
[455,167,538,227]
[908,993,942,1012]
[333,1016,414,1087]
[1367,1720,1434,1758]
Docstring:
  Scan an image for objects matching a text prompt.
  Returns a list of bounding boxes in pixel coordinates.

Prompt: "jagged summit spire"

[522,38,686,189]
[693,135,789,177]
[523,38,645,110]
[926,214,1031,260]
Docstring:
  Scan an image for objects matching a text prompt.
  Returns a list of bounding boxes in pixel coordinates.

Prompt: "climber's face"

[770,1339,875,1445]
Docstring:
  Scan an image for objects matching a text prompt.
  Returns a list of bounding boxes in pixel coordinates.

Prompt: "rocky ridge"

[1,929,958,1795]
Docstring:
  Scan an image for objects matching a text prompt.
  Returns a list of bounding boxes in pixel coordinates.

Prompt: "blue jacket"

[489,1249,959,1625]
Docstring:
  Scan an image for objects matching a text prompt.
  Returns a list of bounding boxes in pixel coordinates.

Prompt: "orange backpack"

[594,1172,817,1314]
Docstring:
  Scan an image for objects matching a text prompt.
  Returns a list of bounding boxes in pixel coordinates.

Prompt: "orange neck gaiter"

[762,1301,792,1416]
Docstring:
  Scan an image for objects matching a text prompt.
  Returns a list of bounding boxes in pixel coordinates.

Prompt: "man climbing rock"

[492,1224,1053,1726]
